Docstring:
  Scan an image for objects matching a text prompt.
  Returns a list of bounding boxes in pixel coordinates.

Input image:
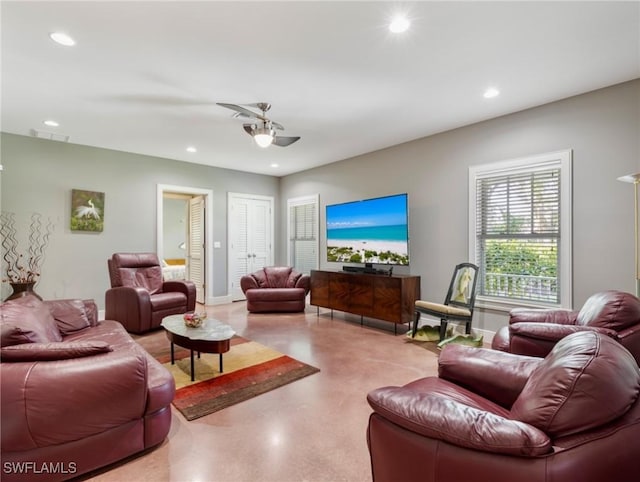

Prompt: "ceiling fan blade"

[272,136,300,147]
[217,103,267,121]
[271,121,285,130]
[243,124,256,135]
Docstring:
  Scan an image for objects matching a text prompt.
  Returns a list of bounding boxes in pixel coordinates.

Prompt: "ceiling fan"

[217,102,300,148]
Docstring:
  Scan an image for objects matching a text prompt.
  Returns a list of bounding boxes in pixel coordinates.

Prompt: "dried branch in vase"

[1,212,54,283]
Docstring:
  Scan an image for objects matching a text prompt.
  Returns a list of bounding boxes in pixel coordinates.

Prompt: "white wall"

[0,136,279,305]
[280,79,640,333]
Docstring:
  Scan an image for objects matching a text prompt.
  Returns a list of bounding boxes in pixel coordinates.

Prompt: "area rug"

[137,333,320,421]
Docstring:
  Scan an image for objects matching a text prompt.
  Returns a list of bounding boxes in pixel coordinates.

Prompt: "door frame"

[157,184,214,305]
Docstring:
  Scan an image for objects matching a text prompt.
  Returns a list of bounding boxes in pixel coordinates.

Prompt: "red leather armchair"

[240,266,310,313]
[106,252,196,334]
[367,331,640,482]
[1,296,175,481]
[492,290,640,365]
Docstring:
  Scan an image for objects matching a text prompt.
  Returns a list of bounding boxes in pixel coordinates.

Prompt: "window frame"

[468,150,572,311]
[287,194,319,275]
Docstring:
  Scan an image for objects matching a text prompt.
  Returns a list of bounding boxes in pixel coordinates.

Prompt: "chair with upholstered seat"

[491,290,640,365]
[412,262,479,341]
[367,331,640,482]
[241,266,310,313]
[105,252,196,334]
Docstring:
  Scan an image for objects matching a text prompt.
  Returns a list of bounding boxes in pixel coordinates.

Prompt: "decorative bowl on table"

[183,312,206,328]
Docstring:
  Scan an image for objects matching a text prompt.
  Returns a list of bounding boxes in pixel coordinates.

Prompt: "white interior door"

[228,193,274,301]
[189,195,205,304]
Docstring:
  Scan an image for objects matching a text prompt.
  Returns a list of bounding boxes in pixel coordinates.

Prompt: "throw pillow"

[0,296,63,346]
[1,341,112,361]
[47,299,91,335]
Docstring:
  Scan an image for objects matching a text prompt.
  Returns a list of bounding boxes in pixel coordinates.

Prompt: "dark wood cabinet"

[310,270,421,328]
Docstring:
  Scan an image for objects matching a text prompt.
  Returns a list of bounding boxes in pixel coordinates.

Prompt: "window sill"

[476,296,566,313]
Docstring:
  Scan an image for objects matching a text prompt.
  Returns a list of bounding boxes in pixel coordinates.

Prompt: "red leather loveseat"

[1,295,175,482]
[240,266,310,313]
[367,331,640,482]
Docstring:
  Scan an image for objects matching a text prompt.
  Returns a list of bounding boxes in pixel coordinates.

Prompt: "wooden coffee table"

[161,315,235,381]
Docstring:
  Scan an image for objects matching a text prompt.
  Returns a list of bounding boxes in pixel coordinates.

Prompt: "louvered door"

[228,193,274,301]
[188,195,205,304]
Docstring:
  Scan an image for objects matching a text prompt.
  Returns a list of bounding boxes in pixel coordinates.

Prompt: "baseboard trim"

[208,295,232,305]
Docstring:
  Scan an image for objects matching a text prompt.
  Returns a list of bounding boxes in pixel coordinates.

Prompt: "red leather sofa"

[1,295,175,482]
[492,290,640,365]
[367,331,640,482]
[240,266,310,313]
[106,252,196,334]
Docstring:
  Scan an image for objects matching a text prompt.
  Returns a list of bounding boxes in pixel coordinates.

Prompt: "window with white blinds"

[287,195,319,274]
[469,151,572,309]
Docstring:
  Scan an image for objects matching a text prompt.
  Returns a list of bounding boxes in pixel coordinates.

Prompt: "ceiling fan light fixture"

[253,126,275,148]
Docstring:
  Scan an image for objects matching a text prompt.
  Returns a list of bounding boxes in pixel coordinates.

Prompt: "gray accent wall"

[0,135,279,304]
[279,79,640,333]
[1,80,638,335]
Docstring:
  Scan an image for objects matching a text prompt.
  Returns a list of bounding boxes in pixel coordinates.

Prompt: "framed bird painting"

[71,189,105,232]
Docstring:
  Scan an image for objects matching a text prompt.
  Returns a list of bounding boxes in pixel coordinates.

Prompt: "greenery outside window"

[469,150,572,310]
[287,194,319,275]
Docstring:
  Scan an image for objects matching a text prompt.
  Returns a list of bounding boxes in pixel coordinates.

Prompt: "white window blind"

[287,195,319,274]
[469,151,572,309]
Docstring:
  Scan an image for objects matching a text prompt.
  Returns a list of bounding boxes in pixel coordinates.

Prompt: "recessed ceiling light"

[49,32,76,47]
[43,120,59,127]
[389,15,410,33]
[270,163,279,168]
[186,146,197,153]
[483,88,500,99]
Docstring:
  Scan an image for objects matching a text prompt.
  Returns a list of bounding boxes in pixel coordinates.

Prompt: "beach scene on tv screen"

[326,194,409,265]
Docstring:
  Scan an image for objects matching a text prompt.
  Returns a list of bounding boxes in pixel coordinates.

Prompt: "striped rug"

[140,334,320,421]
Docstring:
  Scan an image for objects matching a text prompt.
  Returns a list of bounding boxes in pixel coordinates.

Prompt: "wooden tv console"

[310,270,421,333]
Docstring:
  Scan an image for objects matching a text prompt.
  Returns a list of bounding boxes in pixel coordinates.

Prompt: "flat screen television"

[326,193,409,266]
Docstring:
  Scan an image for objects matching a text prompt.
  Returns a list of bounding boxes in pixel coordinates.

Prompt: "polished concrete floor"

[85,302,441,482]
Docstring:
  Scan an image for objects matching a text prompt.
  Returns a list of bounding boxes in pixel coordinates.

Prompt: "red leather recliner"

[240,266,310,313]
[491,290,640,365]
[105,252,196,334]
[1,295,175,481]
[367,331,640,482]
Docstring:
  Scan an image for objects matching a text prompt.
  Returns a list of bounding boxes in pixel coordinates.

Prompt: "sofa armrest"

[510,322,618,342]
[295,273,311,294]
[240,275,259,293]
[509,308,578,325]
[105,286,151,332]
[1,350,148,451]
[163,280,196,310]
[367,387,551,456]
[438,344,542,408]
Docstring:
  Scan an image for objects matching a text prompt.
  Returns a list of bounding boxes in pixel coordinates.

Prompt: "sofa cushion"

[246,287,306,302]
[1,341,112,361]
[510,331,640,437]
[0,296,63,346]
[264,266,294,288]
[47,299,91,335]
[150,292,187,311]
[577,290,640,331]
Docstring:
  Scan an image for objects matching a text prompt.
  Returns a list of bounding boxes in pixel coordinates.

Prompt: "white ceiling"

[2,1,639,176]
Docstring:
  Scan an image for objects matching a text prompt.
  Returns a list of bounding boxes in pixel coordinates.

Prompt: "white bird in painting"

[75,199,101,219]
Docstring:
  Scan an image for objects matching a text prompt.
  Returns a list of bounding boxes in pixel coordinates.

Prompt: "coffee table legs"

[184,350,223,382]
